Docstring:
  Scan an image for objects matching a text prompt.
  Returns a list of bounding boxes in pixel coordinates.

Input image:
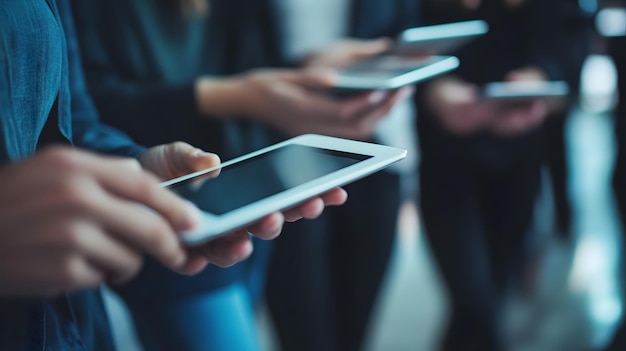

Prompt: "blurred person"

[0,0,347,350]
[70,0,410,350]
[603,1,626,348]
[415,0,591,350]
[233,1,425,350]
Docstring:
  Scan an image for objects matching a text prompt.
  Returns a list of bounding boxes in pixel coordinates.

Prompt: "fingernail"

[368,90,387,104]
[242,240,253,258]
[194,150,214,158]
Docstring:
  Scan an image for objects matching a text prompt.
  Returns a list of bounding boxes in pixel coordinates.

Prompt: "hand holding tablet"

[332,55,460,92]
[162,134,407,246]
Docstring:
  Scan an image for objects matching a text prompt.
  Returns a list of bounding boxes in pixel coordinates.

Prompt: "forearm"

[194,76,252,118]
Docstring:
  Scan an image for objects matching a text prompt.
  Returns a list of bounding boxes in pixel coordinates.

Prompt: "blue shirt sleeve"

[56,0,146,158]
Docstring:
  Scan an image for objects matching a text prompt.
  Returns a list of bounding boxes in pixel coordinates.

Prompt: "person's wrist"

[194,77,249,118]
[227,75,257,117]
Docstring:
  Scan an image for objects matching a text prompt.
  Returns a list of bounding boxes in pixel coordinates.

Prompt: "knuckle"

[120,158,143,174]
[169,141,189,151]
[127,253,144,276]
[118,254,144,283]
[49,220,91,252]
[144,222,176,253]
[134,176,160,200]
[58,223,86,250]
[59,256,89,288]
[56,177,96,210]
[43,147,82,172]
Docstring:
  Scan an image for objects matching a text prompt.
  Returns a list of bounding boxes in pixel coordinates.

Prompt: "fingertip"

[172,249,190,270]
[303,197,325,219]
[227,237,254,265]
[368,90,388,105]
[306,67,338,86]
[250,212,283,240]
[180,201,203,231]
[269,211,285,229]
[327,187,348,205]
[374,37,393,50]
[202,232,253,267]
[177,254,209,275]
[241,239,254,259]
[193,150,221,169]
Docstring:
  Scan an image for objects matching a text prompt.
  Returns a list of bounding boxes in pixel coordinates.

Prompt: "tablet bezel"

[162,134,407,246]
[482,80,570,103]
[332,55,459,91]
[393,20,489,55]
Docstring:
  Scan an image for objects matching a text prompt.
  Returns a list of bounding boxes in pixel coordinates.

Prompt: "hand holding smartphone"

[481,80,570,105]
[326,20,489,95]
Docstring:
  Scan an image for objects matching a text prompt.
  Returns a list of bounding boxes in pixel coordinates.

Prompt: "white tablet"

[162,134,407,246]
[332,55,459,92]
[392,20,489,55]
[482,80,570,104]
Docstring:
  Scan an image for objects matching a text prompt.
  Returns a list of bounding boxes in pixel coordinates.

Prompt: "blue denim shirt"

[0,0,144,164]
[0,0,145,349]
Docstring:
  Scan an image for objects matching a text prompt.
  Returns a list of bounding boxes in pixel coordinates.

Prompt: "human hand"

[139,142,348,271]
[0,147,200,298]
[303,38,392,69]
[505,67,548,83]
[488,100,548,137]
[425,76,496,135]
[197,68,413,140]
[487,67,550,137]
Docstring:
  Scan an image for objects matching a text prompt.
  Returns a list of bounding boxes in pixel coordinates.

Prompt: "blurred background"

[100,1,626,350]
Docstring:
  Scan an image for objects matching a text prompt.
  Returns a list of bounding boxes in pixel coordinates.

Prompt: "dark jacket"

[222,0,423,149]
[71,0,279,300]
[417,0,593,172]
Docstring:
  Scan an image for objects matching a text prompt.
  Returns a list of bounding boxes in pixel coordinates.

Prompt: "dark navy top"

[70,0,276,301]
[416,0,593,172]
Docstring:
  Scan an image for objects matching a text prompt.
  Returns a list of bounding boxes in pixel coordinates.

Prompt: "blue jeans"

[129,282,261,351]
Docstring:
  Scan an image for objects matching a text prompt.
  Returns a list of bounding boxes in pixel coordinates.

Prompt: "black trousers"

[265,170,401,351]
[420,159,542,351]
[543,112,571,237]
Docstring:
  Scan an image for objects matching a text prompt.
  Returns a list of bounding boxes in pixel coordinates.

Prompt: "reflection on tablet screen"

[171,145,370,215]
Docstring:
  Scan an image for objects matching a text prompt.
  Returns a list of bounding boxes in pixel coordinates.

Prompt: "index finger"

[68,151,201,232]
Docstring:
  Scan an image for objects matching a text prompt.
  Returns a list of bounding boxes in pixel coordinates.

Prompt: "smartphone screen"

[169,145,370,215]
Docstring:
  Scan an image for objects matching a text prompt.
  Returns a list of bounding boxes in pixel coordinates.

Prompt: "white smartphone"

[482,80,570,104]
[331,55,459,94]
[162,134,407,246]
[392,20,489,56]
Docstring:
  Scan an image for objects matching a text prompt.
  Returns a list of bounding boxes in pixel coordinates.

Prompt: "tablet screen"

[170,145,370,215]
